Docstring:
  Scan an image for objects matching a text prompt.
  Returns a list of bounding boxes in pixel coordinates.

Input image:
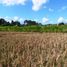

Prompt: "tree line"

[0,18,42,26]
[0,18,65,26]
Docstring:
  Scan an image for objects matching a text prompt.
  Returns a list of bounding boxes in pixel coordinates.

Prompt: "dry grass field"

[0,32,67,67]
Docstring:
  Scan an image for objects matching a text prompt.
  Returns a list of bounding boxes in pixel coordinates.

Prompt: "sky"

[0,0,67,24]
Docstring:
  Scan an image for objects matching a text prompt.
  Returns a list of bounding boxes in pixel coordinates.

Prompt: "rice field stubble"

[0,32,67,67]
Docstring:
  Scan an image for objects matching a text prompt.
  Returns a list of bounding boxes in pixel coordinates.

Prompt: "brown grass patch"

[0,32,67,67]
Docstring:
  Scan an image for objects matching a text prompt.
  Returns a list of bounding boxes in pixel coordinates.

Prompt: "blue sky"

[0,0,67,24]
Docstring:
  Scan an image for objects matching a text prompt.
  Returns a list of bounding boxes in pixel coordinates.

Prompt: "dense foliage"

[0,18,40,26]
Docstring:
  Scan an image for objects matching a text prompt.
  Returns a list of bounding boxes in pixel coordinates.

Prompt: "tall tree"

[58,22,64,25]
[11,20,21,26]
[0,18,10,26]
[24,20,38,26]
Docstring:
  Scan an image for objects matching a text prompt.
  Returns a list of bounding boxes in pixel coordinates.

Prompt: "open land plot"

[0,32,67,67]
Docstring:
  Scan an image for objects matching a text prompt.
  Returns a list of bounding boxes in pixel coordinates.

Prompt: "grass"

[0,24,67,32]
[0,32,67,67]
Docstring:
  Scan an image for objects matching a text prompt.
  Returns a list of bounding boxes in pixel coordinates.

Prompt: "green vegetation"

[0,18,67,32]
[0,24,67,32]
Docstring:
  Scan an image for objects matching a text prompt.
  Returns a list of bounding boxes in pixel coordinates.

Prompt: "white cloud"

[0,0,27,6]
[57,17,64,23]
[13,16,24,23]
[4,16,11,22]
[57,17,67,23]
[48,8,54,12]
[0,16,24,24]
[19,18,24,22]
[42,17,49,24]
[13,16,19,21]
[32,0,48,11]
[0,16,11,22]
